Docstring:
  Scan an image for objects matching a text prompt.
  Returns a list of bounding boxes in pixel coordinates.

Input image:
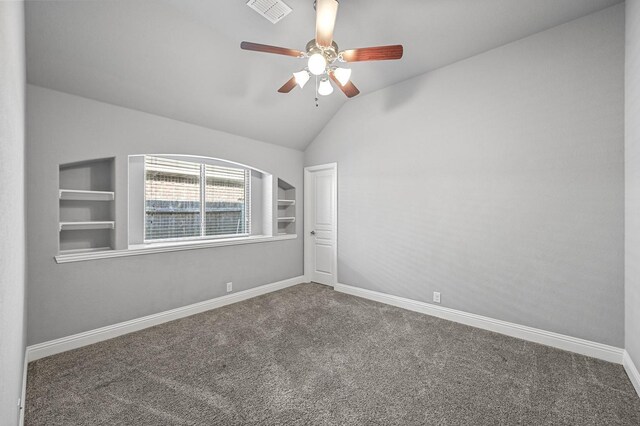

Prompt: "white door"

[304,163,337,286]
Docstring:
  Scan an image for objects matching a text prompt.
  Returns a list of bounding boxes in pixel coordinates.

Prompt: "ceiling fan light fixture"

[241,0,403,100]
[308,53,327,75]
[293,70,310,88]
[318,77,333,96]
[333,67,351,86]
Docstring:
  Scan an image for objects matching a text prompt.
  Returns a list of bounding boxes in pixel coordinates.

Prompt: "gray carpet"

[26,283,640,425]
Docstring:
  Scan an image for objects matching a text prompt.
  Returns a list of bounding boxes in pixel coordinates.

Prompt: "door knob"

[310,230,316,235]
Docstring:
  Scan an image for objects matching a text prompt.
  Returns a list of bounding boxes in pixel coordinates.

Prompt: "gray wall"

[305,5,625,347]
[26,85,303,345]
[627,0,640,370]
[0,1,26,425]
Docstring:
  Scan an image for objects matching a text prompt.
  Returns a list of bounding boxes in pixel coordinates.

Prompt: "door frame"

[304,163,338,286]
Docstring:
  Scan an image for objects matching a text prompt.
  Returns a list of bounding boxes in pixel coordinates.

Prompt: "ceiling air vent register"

[246,0,292,24]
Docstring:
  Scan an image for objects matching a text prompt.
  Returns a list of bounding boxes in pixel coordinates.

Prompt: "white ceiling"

[25,0,622,150]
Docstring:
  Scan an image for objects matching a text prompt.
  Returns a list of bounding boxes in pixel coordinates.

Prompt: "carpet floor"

[26,283,640,425]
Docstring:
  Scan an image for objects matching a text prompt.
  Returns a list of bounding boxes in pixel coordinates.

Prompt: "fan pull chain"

[315,74,319,107]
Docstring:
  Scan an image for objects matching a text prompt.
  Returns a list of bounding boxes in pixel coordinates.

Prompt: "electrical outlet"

[433,292,441,303]
[226,282,233,293]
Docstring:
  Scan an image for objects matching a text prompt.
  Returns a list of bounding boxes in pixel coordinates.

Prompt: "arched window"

[128,154,271,246]
[144,156,250,241]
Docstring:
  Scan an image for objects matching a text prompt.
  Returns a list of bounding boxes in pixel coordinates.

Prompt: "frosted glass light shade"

[308,53,327,75]
[333,68,352,86]
[318,78,333,96]
[293,70,310,88]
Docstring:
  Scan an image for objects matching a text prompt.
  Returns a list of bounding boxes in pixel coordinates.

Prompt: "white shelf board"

[59,247,112,255]
[277,217,296,222]
[59,189,114,201]
[277,199,296,206]
[55,234,297,263]
[59,221,115,231]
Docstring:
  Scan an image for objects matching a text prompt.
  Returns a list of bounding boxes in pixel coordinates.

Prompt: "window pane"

[205,165,249,236]
[145,157,201,240]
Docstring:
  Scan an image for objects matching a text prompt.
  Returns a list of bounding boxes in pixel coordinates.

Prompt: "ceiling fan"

[241,0,403,101]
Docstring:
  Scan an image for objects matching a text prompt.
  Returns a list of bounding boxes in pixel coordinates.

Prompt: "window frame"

[143,155,251,244]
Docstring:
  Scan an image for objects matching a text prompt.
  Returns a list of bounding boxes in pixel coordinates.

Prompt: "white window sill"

[54,234,297,264]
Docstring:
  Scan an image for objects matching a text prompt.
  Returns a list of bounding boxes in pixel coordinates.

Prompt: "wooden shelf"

[59,221,115,231]
[277,217,296,222]
[277,199,296,206]
[60,189,114,201]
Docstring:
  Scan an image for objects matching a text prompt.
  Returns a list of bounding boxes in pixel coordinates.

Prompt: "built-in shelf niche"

[277,178,296,235]
[59,158,115,254]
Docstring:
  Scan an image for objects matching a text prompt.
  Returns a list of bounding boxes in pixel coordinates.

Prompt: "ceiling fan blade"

[240,41,304,58]
[278,76,297,93]
[341,45,404,62]
[329,72,360,98]
[315,0,339,48]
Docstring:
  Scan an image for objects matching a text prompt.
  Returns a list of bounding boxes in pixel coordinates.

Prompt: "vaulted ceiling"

[25,0,622,150]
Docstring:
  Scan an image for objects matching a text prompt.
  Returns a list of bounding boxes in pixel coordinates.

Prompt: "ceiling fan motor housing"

[306,39,339,63]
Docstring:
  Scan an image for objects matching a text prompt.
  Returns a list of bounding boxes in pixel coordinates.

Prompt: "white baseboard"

[623,350,640,398]
[334,283,624,364]
[19,349,28,426]
[27,276,304,362]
